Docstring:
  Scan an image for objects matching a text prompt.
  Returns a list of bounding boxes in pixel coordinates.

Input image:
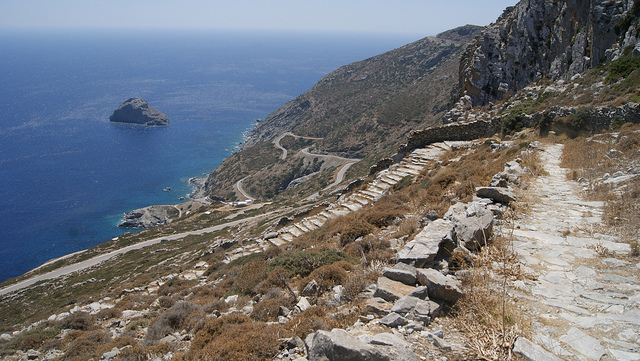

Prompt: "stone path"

[510,144,640,361]
[221,142,454,263]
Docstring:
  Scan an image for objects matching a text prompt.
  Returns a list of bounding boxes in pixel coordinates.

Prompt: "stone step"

[295,223,310,233]
[328,208,350,217]
[342,202,362,212]
[398,165,422,174]
[267,237,287,247]
[289,226,304,237]
[280,233,295,242]
[302,220,318,231]
[360,190,378,199]
[385,173,404,182]
[309,217,325,228]
[353,195,370,205]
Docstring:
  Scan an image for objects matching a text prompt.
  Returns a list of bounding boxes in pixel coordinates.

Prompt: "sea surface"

[0,29,418,283]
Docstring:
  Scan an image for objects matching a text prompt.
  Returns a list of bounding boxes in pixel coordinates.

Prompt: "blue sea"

[0,29,418,283]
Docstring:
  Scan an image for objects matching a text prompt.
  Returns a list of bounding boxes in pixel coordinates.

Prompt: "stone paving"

[510,144,640,361]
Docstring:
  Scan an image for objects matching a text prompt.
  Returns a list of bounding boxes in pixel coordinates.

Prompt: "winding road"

[0,212,271,297]
[273,132,322,160]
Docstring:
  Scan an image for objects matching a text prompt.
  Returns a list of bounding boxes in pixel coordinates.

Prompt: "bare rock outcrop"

[110,98,169,126]
[459,0,635,106]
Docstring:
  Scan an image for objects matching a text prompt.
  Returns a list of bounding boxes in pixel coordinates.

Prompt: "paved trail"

[511,144,639,361]
[0,213,269,297]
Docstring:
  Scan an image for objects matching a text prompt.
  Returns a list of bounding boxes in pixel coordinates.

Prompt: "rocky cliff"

[110,98,169,126]
[459,0,637,106]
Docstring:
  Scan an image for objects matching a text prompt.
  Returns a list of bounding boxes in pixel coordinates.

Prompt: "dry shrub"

[158,278,195,297]
[117,344,149,361]
[286,307,330,339]
[343,235,393,266]
[343,270,375,300]
[203,298,229,314]
[301,263,348,293]
[61,313,93,331]
[145,302,201,344]
[95,307,122,321]
[15,333,46,351]
[191,285,226,305]
[229,260,269,296]
[188,314,289,361]
[333,214,376,246]
[157,296,176,309]
[65,330,111,360]
[360,193,410,227]
[115,294,155,311]
[251,297,293,322]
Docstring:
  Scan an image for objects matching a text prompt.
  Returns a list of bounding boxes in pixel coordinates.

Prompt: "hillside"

[204,25,482,201]
[1,0,640,360]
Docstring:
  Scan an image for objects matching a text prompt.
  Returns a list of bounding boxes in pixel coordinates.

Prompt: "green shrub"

[268,250,351,278]
[606,54,640,83]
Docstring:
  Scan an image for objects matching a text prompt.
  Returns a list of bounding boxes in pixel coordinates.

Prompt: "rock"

[373,277,416,302]
[370,333,410,349]
[513,337,563,361]
[118,205,180,229]
[225,295,238,304]
[445,202,494,250]
[158,335,177,345]
[476,186,516,204]
[416,268,463,303]
[381,263,417,286]
[110,98,169,126]
[432,336,451,351]
[281,336,306,350]
[396,219,455,268]
[0,333,11,341]
[307,328,390,361]
[26,350,41,360]
[295,297,312,313]
[413,298,443,318]
[302,280,319,296]
[364,298,393,316]
[390,296,421,315]
[407,286,429,300]
[379,312,409,328]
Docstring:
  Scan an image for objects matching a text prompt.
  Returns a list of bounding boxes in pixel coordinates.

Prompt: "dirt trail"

[511,143,639,360]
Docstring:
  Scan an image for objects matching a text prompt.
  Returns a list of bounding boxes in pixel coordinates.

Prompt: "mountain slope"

[204,25,482,201]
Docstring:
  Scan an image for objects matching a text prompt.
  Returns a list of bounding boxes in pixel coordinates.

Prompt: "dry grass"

[453,232,530,360]
[561,125,640,245]
[186,314,290,361]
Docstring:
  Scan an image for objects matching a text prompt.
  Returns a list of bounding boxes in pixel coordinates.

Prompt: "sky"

[0,0,519,36]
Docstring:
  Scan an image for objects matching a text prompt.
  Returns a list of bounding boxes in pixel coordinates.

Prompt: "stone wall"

[400,119,501,153]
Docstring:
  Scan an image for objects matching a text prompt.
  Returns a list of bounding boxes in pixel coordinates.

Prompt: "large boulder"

[416,268,464,303]
[396,219,455,268]
[476,186,516,204]
[381,263,417,286]
[307,329,390,361]
[445,202,494,250]
[110,98,169,126]
[373,277,416,302]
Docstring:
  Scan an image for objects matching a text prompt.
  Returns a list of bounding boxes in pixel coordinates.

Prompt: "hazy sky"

[0,0,518,36]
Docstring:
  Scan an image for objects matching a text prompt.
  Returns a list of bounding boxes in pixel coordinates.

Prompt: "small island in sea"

[109,98,169,126]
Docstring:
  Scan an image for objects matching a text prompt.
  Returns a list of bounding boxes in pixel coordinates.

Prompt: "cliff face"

[459,0,635,105]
